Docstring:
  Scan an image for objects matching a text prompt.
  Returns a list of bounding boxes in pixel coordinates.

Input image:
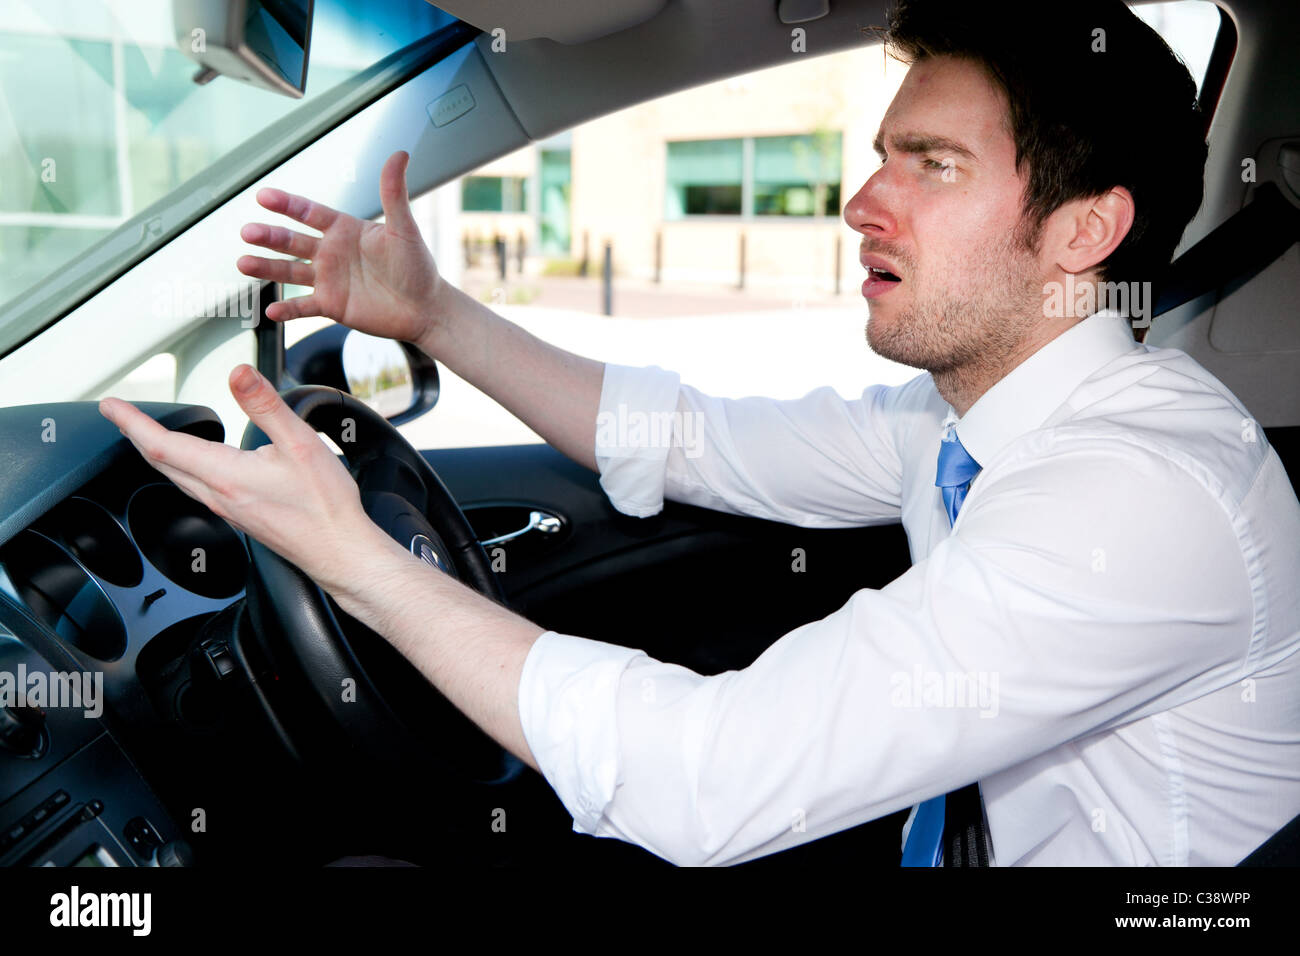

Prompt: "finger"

[228,364,315,449]
[379,151,420,238]
[265,294,323,321]
[256,187,339,232]
[99,397,243,482]
[240,222,319,260]
[236,254,315,287]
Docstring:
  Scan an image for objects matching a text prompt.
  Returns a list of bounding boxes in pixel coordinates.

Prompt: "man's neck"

[933,314,1087,417]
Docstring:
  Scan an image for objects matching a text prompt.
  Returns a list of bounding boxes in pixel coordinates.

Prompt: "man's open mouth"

[863,264,903,299]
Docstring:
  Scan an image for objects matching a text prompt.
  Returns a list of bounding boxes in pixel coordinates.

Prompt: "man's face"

[845,55,1046,374]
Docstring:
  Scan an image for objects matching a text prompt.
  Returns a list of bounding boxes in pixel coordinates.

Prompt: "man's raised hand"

[236,150,442,345]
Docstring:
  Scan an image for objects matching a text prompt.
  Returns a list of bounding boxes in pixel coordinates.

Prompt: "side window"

[395,44,921,450]
[1131,0,1225,101]
[307,2,1227,455]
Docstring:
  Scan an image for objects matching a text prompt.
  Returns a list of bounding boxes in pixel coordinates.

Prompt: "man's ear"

[1046,186,1136,275]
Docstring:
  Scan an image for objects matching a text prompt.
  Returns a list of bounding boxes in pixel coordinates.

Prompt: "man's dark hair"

[879,0,1210,291]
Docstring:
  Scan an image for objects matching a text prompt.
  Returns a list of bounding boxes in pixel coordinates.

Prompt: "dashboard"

[0,401,250,867]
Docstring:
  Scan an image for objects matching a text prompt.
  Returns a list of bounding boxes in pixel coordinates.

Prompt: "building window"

[462,175,528,212]
[665,132,841,220]
[538,148,572,255]
[753,132,842,216]
[665,139,743,217]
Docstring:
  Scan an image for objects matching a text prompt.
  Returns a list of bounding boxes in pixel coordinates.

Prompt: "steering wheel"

[239,385,521,784]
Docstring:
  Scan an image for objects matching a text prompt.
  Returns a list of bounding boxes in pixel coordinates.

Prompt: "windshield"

[0,0,453,334]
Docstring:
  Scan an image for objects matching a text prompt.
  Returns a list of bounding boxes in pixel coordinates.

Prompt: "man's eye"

[922,158,951,171]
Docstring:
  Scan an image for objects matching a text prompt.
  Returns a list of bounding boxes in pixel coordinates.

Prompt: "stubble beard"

[864,228,1045,385]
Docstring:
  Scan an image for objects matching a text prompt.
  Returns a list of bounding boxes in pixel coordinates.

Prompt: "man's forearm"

[417,282,606,472]
[323,523,545,772]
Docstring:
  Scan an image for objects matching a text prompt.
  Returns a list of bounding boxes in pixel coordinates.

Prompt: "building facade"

[458,44,908,294]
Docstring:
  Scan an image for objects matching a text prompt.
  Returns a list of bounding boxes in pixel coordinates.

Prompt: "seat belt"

[1239,809,1300,866]
[1151,181,1300,319]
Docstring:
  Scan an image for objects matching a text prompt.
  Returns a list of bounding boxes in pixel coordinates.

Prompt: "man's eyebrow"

[872,130,978,162]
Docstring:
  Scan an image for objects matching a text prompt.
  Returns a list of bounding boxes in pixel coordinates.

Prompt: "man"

[101,0,1300,866]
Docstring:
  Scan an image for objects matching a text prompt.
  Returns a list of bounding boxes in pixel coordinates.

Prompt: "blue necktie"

[935,426,981,527]
[900,426,983,867]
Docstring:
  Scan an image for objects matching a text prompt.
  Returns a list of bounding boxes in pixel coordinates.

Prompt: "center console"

[0,610,184,867]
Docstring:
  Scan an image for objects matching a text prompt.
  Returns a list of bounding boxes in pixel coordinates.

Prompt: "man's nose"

[843,168,898,239]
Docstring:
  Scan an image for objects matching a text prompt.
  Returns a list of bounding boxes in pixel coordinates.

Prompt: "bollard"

[654,230,662,284]
[602,241,613,316]
[738,232,746,290]
[495,234,507,281]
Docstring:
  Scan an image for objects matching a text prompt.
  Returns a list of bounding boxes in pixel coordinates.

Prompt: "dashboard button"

[203,642,237,680]
[124,816,162,859]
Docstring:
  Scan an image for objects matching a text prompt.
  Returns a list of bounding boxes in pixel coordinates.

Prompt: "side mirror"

[284,326,439,426]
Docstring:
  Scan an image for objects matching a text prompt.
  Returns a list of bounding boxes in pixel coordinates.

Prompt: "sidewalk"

[457,265,863,319]
[394,271,916,451]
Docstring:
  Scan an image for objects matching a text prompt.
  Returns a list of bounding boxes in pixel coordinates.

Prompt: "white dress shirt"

[515,309,1300,866]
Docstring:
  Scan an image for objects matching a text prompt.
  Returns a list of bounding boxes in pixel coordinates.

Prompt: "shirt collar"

[947,309,1139,468]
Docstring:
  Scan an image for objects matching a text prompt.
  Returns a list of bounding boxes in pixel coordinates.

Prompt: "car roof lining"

[461,0,889,141]
[426,0,670,45]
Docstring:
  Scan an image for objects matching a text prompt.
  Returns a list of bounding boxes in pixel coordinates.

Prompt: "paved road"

[262,273,915,451]
[394,298,916,451]
[459,267,855,320]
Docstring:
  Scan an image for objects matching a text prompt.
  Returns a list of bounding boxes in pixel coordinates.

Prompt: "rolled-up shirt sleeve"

[516,630,647,834]
[517,432,1254,866]
[594,362,911,526]
[594,363,684,518]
